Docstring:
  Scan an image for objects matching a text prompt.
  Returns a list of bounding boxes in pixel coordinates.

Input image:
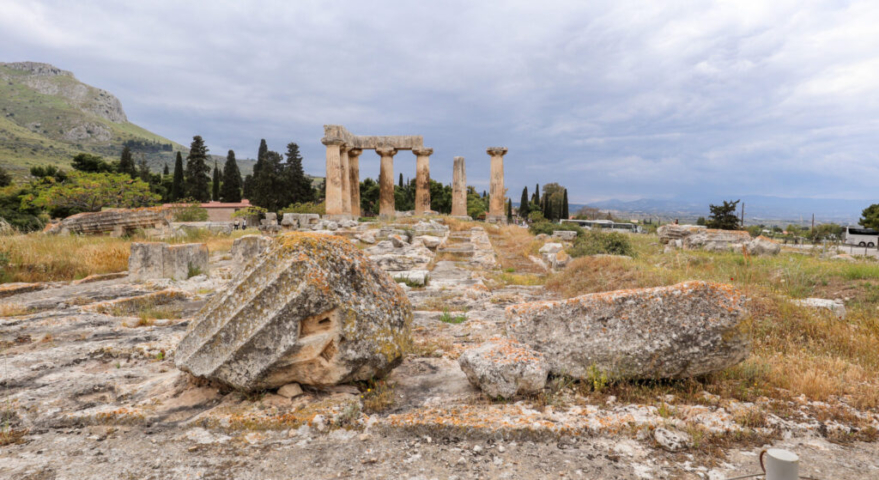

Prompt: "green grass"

[439,308,467,324]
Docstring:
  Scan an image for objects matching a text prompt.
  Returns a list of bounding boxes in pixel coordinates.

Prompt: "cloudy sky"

[3,0,879,203]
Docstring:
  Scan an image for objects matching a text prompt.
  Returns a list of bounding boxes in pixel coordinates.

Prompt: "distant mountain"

[0,61,186,175]
[588,195,869,225]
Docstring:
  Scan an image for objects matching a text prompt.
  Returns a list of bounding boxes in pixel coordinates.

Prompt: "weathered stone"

[746,236,781,256]
[458,338,548,399]
[0,282,45,299]
[415,235,442,249]
[231,235,274,272]
[793,298,846,319]
[358,233,376,244]
[538,243,563,255]
[129,242,209,281]
[506,281,750,379]
[654,427,692,452]
[551,230,578,241]
[278,383,304,399]
[175,233,412,390]
[44,207,170,236]
[173,222,232,236]
[685,229,752,252]
[657,224,705,244]
[451,156,467,216]
[392,270,429,287]
[389,234,409,248]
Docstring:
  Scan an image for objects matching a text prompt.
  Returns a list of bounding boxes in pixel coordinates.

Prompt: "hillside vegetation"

[0,62,184,176]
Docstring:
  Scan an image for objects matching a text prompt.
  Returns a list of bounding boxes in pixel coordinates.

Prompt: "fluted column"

[376,147,398,218]
[413,147,433,215]
[451,156,467,217]
[340,146,351,216]
[322,137,344,217]
[487,147,508,221]
[348,148,362,218]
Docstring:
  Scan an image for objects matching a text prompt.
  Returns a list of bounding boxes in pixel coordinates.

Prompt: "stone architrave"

[340,147,351,216]
[348,148,363,218]
[413,148,433,215]
[175,233,413,390]
[322,137,344,217]
[377,147,398,218]
[487,147,508,220]
[451,156,467,216]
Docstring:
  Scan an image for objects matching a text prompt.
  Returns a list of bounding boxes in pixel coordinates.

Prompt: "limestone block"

[129,243,167,282]
[507,281,750,380]
[175,233,413,390]
[278,383,303,399]
[392,270,429,287]
[793,298,846,318]
[683,230,751,251]
[281,213,299,227]
[414,235,442,249]
[654,428,692,452]
[231,235,275,272]
[657,224,706,245]
[538,243,564,255]
[163,244,209,280]
[551,230,578,241]
[746,236,781,256]
[45,207,170,236]
[129,242,209,281]
[457,338,548,399]
[389,234,409,248]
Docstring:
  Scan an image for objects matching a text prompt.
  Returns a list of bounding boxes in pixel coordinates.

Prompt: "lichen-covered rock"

[175,233,412,390]
[231,235,274,272]
[657,224,705,244]
[44,207,170,236]
[458,338,548,399]
[684,229,751,252]
[506,281,750,380]
[551,230,578,241]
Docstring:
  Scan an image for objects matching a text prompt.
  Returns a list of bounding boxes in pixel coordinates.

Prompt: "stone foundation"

[129,242,209,281]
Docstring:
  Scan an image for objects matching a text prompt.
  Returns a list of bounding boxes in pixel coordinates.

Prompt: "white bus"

[560,219,642,233]
[844,226,879,247]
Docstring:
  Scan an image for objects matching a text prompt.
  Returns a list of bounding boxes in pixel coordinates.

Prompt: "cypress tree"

[137,156,151,182]
[534,184,540,205]
[170,152,185,201]
[184,135,211,202]
[220,150,243,203]
[257,139,268,163]
[519,187,530,218]
[243,174,253,199]
[163,163,169,175]
[506,198,513,223]
[283,142,312,205]
[562,189,569,220]
[119,146,136,178]
[212,162,220,201]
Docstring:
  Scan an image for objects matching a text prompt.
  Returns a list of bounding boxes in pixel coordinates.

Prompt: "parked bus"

[560,219,642,233]
[843,226,879,247]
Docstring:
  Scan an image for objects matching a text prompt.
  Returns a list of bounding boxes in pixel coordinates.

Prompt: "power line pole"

[740,202,745,227]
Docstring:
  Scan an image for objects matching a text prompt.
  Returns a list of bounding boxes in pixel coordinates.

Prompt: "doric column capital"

[412,147,434,157]
[348,148,363,157]
[321,137,345,146]
[375,146,397,157]
[486,147,508,157]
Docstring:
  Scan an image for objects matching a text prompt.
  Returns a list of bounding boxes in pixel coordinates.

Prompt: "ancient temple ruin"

[321,124,508,221]
[322,125,434,219]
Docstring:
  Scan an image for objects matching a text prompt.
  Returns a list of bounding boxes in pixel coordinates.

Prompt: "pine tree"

[220,150,243,203]
[184,135,211,202]
[163,163,169,175]
[283,142,312,205]
[212,162,220,201]
[119,146,136,178]
[137,155,151,182]
[170,152,185,201]
[562,189,569,220]
[519,187,530,218]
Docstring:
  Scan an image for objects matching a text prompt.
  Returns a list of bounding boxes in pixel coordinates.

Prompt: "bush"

[170,200,209,222]
[568,230,634,258]
[280,201,325,215]
[529,221,584,237]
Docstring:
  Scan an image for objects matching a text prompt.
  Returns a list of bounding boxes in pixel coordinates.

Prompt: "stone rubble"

[457,337,548,399]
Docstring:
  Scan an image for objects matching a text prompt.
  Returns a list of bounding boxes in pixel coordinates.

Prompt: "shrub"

[568,229,634,257]
[170,200,209,222]
[529,221,584,237]
[280,201,325,215]
[232,205,268,219]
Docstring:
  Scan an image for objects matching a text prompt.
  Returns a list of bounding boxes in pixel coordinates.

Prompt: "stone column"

[340,146,351,216]
[322,137,344,217]
[376,147,398,218]
[487,147,508,222]
[348,148,362,218]
[413,147,433,215]
[451,156,467,217]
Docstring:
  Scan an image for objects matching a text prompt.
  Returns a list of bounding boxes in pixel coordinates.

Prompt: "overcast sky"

[3,0,879,203]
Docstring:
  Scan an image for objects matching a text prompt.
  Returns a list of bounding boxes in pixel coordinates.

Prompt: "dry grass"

[544,234,879,411]
[359,379,396,414]
[0,303,30,317]
[0,229,249,284]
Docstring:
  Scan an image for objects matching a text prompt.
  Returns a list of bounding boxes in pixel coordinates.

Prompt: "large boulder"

[684,229,752,252]
[657,224,705,244]
[506,281,750,380]
[746,236,781,256]
[175,233,412,390]
[458,338,548,399]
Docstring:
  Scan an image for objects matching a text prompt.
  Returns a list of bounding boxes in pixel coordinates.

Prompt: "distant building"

[163,199,252,222]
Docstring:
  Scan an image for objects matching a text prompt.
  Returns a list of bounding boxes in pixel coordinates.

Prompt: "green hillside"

[0,62,185,177]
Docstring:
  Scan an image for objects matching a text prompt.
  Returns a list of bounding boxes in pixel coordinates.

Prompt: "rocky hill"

[0,61,185,176]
